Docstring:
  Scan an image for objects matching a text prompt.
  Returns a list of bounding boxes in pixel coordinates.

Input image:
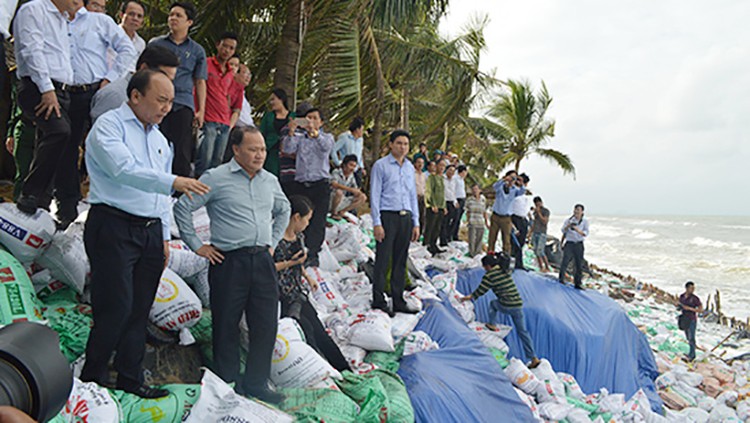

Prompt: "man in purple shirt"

[679,281,703,361]
[369,129,420,317]
[282,107,334,267]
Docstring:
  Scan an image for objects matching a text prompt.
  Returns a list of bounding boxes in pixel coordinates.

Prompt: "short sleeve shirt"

[531,206,550,234]
[332,168,357,190]
[148,35,207,110]
[680,293,702,321]
[273,235,309,303]
[465,195,487,227]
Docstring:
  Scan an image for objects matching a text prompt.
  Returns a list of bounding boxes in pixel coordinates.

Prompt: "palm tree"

[482,79,575,176]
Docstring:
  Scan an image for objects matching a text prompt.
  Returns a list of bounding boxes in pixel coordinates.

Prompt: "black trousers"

[451,197,466,241]
[422,208,443,253]
[373,211,412,309]
[209,247,279,393]
[281,298,350,372]
[159,106,195,177]
[440,201,458,246]
[80,205,164,389]
[287,180,330,265]
[511,215,529,269]
[559,241,585,287]
[62,89,97,210]
[17,78,76,214]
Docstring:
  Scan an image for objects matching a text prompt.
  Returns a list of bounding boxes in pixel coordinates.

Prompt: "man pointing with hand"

[369,129,420,317]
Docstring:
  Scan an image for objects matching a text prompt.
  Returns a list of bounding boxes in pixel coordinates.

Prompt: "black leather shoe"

[393,304,419,314]
[372,303,394,318]
[16,195,38,215]
[574,285,584,290]
[246,388,284,404]
[117,384,170,399]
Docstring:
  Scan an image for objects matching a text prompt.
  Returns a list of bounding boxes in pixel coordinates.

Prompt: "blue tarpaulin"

[456,267,663,413]
[398,296,536,422]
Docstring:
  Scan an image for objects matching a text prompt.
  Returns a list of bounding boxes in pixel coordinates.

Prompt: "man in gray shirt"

[90,45,179,122]
[174,126,290,404]
[282,107,334,267]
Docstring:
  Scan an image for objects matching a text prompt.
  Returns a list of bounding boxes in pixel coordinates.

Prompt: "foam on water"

[548,214,750,319]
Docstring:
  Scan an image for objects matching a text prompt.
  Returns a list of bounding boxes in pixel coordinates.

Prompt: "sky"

[440,0,750,217]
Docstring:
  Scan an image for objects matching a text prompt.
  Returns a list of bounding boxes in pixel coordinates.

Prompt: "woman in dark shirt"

[273,195,351,372]
[259,88,293,177]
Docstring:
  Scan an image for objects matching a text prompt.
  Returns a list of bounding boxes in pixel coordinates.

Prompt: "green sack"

[112,384,201,423]
[488,347,510,369]
[279,388,360,423]
[0,249,43,324]
[336,371,389,423]
[370,369,415,423]
[364,339,405,373]
[41,287,93,362]
[566,396,599,413]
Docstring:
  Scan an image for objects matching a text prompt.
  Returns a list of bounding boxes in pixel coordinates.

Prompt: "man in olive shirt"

[423,160,446,256]
[174,126,290,403]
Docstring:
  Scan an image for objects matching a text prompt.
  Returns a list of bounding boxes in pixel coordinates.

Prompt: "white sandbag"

[447,241,469,256]
[513,387,543,422]
[185,369,293,423]
[171,206,211,242]
[35,222,88,294]
[622,389,652,421]
[271,318,342,388]
[404,292,423,311]
[0,203,56,264]
[715,390,738,408]
[538,401,574,421]
[676,371,704,388]
[655,371,678,389]
[707,404,739,423]
[324,309,355,343]
[504,358,541,395]
[184,268,210,308]
[319,243,341,272]
[340,344,367,366]
[410,285,441,302]
[531,359,565,404]
[468,322,511,352]
[327,225,361,263]
[167,240,209,278]
[403,331,439,356]
[557,372,587,400]
[679,407,709,423]
[448,290,474,323]
[59,378,120,423]
[596,390,626,414]
[149,268,202,345]
[698,396,716,412]
[391,312,421,343]
[736,400,750,421]
[348,310,395,352]
[566,408,592,423]
[308,267,349,312]
[430,272,456,294]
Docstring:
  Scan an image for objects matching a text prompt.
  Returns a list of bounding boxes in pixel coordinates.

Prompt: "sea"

[547,215,750,319]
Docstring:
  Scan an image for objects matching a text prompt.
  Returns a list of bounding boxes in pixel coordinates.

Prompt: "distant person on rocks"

[370,129,420,316]
[510,174,532,270]
[451,165,468,241]
[679,281,703,361]
[81,69,209,399]
[530,196,551,272]
[465,184,488,257]
[440,164,459,246]
[413,156,427,232]
[558,204,589,290]
[488,170,526,254]
[330,154,366,219]
[423,160,446,256]
[174,126,291,404]
[460,253,541,368]
[274,195,351,372]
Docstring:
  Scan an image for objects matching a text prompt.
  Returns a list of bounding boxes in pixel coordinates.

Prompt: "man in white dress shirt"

[440,164,460,246]
[510,173,533,270]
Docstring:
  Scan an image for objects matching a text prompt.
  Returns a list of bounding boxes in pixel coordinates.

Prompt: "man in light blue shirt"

[174,126,290,404]
[369,129,420,317]
[12,0,78,223]
[488,170,526,254]
[559,204,590,290]
[282,107,334,267]
[331,117,365,184]
[81,69,209,399]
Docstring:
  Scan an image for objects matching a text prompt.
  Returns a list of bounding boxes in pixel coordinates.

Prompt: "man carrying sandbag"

[174,126,291,404]
[81,69,209,398]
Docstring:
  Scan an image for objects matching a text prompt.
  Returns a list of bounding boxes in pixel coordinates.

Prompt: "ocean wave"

[591,224,624,238]
[631,229,658,240]
[719,225,750,230]
[690,237,748,251]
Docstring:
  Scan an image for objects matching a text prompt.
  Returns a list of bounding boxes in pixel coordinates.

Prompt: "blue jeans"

[196,121,230,176]
[489,300,536,361]
[685,319,697,360]
[531,232,547,258]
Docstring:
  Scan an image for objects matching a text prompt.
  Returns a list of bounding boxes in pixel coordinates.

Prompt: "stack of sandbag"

[170,205,211,243]
[0,249,43,324]
[166,240,210,307]
[35,221,88,294]
[270,318,343,389]
[0,203,56,264]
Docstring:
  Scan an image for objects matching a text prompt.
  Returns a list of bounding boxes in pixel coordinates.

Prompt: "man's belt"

[52,80,101,93]
[91,204,160,227]
[383,210,411,216]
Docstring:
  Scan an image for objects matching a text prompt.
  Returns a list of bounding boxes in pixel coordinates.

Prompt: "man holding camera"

[488,170,526,254]
[558,204,589,290]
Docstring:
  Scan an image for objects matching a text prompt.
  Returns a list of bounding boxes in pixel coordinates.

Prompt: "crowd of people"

[0,0,594,404]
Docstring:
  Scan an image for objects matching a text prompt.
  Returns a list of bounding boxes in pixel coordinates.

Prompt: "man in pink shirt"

[195,31,237,176]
